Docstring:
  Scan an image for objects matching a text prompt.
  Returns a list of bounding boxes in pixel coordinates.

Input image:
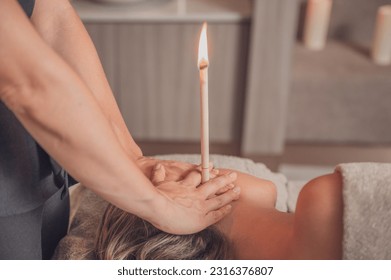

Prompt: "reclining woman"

[95,163,343,260]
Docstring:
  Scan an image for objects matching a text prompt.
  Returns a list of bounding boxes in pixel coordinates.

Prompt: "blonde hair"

[95,204,233,260]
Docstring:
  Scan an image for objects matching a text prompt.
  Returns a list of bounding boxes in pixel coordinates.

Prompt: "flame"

[198,22,209,69]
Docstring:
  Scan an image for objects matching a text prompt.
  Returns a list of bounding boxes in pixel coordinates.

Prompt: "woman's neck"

[218,203,295,259]
[214,169,296,259]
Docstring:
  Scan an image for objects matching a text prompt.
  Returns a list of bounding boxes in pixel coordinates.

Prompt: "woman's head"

[95,203,233,260]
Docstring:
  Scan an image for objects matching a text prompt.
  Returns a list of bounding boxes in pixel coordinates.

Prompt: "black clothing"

[0,0,69,259]
[18,0,35,18]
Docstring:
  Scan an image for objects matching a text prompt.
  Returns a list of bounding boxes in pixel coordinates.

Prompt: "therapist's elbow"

[1,82,35,115]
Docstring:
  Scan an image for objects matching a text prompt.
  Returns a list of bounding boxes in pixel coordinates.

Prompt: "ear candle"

[372,5,391,65]
[198,22,210,183]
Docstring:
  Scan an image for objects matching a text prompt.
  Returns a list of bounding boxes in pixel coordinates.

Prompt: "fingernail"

[212,169,219,174]
[228,183,235,189]
[233,186,240,194]
[154,163,162,170]
[229,172,237,179]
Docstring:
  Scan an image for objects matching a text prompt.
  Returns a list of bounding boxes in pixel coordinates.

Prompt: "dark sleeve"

[18,0,35,18]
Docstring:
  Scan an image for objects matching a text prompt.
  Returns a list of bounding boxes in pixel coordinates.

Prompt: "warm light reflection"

[198,22,209,69]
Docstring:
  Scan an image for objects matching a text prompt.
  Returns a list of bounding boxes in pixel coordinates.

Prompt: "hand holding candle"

[198,22,209,183]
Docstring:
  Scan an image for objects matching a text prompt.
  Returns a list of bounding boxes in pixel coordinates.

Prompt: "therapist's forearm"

[0,1,159,221]
[31,0,142,160]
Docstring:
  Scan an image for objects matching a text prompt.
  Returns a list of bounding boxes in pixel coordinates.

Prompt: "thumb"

[180,170,202,187]
[151,164,166,185]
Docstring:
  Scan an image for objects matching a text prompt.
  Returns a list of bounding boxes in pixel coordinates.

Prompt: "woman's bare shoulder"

[293,172,343,259]
[218,168,277,208]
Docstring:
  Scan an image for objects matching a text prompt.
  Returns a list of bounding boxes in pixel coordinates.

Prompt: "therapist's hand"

[149,164,240,234]
[137,156,212,182]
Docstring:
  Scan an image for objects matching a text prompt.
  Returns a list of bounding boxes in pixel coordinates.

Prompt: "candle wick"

[199,59,209,70]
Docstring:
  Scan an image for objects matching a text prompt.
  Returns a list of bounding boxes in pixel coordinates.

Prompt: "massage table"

[53,154,391,260]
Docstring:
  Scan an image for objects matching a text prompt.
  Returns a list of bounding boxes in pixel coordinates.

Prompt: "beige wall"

[84,0,299,156]
[86,22,250,143]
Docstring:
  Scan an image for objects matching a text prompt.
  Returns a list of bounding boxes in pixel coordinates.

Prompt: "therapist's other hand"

[150,162,218,185]
[149,164,240,234]
[136,157,191,181]
[137,156,212,182]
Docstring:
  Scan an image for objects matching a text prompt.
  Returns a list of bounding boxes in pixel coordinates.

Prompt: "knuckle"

[231,190,240,200]
[214,176,226,186]
[215,197,224,208]
[217,186,228,194]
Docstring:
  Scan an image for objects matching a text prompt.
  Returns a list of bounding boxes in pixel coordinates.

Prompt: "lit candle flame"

[198,22,209,69]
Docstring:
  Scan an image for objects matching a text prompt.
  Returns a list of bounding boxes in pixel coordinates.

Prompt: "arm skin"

[0,0,240,234]
[30,0,194,178]
[30,0,142,161]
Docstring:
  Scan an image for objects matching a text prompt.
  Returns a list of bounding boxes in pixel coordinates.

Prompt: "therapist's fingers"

[205,186,240,212]
[214,183,235,196]
[204,204,234,224]
[180,170,202,186]
[195,162,214,172]
[151,164,166,185]
[197,172,238,198]
[209,168,219,179]
[180,166,220,186]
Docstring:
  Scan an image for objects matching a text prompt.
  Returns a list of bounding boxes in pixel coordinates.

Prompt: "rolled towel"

[337,163,391,260]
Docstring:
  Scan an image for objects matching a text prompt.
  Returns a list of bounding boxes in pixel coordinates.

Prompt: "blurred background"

[71,0,391,180]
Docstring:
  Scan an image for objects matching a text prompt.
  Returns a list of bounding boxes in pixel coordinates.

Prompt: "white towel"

[337,163,391,260]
